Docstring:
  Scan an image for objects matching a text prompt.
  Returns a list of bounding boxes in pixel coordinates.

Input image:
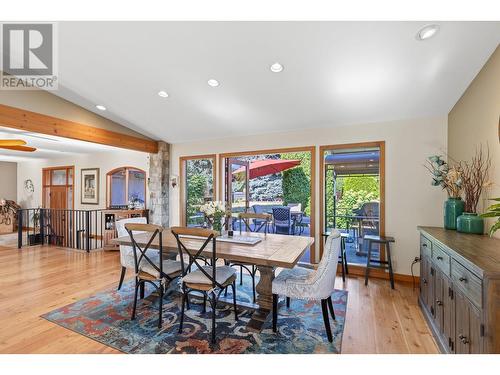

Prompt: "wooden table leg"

[247,265,274,331]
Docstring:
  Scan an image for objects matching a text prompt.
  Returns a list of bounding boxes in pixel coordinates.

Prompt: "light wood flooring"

[0,236,439,354]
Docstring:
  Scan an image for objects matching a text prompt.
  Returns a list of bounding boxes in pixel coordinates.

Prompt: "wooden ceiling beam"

[0,103,159,154]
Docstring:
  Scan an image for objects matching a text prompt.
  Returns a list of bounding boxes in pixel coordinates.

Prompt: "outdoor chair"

[272,230,341,342]
[252,204,273,232]
[125,223,183,328]
[171,227,238,344]
[272,206,295,235]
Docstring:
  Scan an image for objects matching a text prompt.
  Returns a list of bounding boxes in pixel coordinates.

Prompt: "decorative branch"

[458,145,491,213]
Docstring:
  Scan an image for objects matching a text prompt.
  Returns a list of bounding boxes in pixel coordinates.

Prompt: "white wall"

[169,116,448,276]
[0,161,17,201]
[17,148,150,210]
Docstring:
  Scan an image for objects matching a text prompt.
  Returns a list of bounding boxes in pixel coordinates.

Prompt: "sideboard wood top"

[418,226,500,277]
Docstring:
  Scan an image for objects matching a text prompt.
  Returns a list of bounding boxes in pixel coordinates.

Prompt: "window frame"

[106,166,147,208]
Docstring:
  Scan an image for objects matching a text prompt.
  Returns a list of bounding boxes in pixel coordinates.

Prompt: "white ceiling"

[49,22,500,143]
[0,127,122,162]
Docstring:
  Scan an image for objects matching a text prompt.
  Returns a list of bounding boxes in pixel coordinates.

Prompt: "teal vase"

[444,197,465,230]
[457,213,484,234]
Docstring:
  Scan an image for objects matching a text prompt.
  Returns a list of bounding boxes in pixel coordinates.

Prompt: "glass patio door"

[225,158,250,215]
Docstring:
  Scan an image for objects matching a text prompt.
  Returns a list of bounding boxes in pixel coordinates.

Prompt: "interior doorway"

[42,166,75,209]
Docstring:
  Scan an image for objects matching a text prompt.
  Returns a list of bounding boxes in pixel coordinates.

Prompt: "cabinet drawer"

[432,244,451,277]
[420,235,432,258]
[451,259,482,309]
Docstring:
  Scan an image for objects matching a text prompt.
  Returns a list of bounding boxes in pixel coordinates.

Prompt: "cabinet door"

[455,289,483,354]
[442,275,455,353]
[434,270,444,333]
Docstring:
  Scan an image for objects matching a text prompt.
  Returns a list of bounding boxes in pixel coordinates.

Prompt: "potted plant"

[481,198,500,237]
[200,201,226,233]
[456,146,492,234]
[426,155,464,230]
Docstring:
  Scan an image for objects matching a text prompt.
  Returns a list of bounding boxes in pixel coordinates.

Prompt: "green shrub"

[282,167,309,212]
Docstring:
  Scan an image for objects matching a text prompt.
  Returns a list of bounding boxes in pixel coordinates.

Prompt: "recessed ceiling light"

[158,90,169,98]
[95,105,106,111]
[207,79,220,87]
[416,24,440,41]
[270,62,284,73]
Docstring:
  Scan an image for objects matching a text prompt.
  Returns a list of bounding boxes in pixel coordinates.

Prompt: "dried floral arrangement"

[426,155,463,198]
[457,146,492,213]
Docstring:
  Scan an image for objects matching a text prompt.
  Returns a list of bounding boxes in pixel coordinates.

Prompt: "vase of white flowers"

[199,201,226,233]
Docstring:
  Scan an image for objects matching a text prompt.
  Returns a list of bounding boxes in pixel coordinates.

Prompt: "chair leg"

[131,280,139,320]
[386,242,395,289]
[210,291,217,344]
[231,281,238,320]
[117,266,126,290]
[251,266,256,303]
[272,294,278,332]
[178,286,186,333]
[140,282,145,299]
[364,240,372,286]
[327,296,336,320]
[202,293,207,313]
[158,285,163,328]
[344,249,349,274]
[240,266,243,285]
[286,296,290,308]
[321,299,333,342]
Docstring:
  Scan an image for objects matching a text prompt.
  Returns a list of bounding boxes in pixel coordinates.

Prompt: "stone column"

[148,141,170,227]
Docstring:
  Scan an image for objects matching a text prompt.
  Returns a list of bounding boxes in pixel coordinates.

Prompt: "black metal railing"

[17,208,104,252]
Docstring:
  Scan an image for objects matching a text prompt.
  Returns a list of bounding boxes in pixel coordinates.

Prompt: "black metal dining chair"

[125,223,183,328]
[171,226,238,344]
[272,206,295,235]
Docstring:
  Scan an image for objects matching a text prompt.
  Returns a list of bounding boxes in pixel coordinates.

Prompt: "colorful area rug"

[42,275,347,354]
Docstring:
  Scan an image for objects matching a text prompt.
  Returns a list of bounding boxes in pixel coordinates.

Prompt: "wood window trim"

[106,166,147,208]
[319,141,386,261]
[41,165,75,209]
[179,154,217,227]
[218,146,316,263]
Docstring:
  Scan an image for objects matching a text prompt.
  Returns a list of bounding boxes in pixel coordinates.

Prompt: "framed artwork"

[81,168,100,205]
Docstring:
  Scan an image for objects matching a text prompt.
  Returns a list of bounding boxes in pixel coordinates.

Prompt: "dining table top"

[112,229,314,269]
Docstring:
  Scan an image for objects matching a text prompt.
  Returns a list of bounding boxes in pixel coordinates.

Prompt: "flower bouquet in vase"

[426,155,464,230]
[200,201,226,233]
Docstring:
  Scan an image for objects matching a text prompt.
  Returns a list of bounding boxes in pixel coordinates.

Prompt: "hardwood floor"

[0,238,439,354]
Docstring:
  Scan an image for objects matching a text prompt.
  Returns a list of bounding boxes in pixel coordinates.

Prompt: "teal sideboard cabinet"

[418,226,500,354]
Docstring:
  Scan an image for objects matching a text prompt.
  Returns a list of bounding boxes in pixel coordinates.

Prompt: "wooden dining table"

[112,229,314,331]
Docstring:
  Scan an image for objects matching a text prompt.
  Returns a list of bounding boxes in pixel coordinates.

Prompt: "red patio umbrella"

[233,159,301,179]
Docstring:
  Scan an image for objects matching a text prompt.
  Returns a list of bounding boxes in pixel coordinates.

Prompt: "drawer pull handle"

[423,279,427,285]
[422,244,427,248]
[437,256,443,260]
[459,277,467,283]
[459,334,469,345]
[436,300,443,306]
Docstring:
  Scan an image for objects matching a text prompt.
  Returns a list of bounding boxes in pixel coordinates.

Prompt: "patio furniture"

[272,206,295,235]
[364,234,396,289]
[272,230,341,342]
[171,227,238,344]
[125,223,183,328]
[115,216,147,291]
[113,228,314,332]
[252,204,274,231]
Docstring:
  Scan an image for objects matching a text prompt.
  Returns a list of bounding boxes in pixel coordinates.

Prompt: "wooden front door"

[49,186,67,210]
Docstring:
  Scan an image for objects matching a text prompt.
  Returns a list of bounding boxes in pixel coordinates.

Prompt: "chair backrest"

[310,229,342,297]
[238,212,271,234]
[272,206,291,226]
[115,217,147,266]
[170,227,222,289]
[287,203,302,212]
[125,223,164,278]
[252,205,266,214]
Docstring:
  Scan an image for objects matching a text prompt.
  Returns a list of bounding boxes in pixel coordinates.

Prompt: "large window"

[106,167,146,209]
[320,142,385,267]
[180,155,216,227]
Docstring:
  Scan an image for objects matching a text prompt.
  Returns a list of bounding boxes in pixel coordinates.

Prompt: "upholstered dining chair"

[224,212,272,302]
[272,229,342,342]
[272,206,295,235]
[125,223,183,328]
[115,216,147,290]
[171,226,238,344]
